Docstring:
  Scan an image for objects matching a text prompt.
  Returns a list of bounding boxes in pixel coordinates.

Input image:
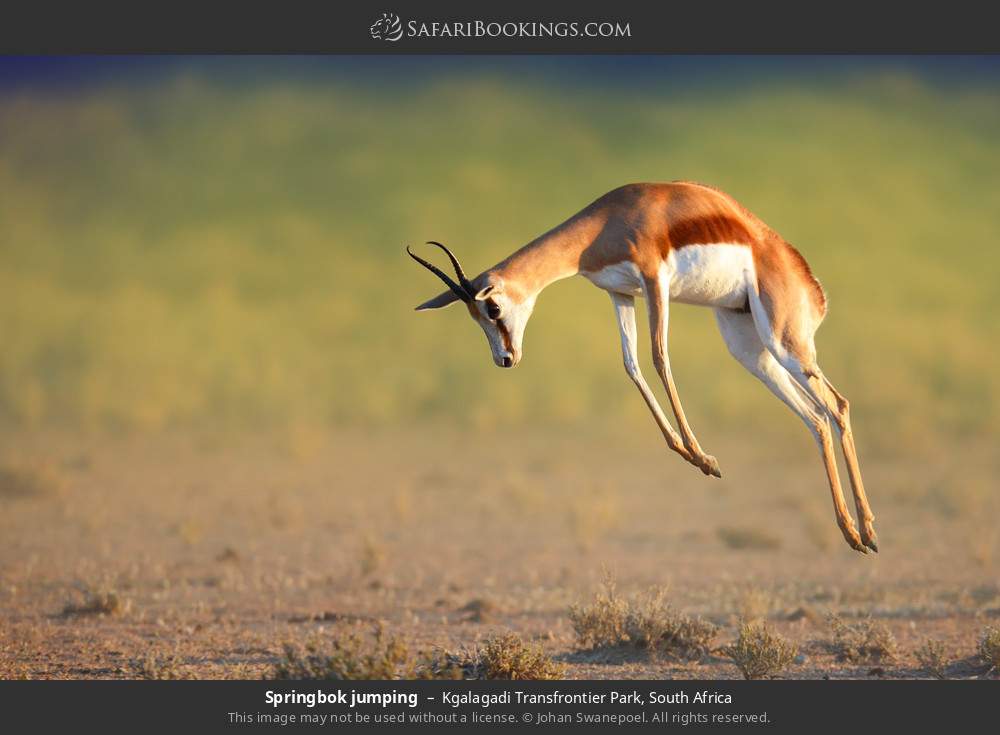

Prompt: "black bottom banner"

[1,679,993,732]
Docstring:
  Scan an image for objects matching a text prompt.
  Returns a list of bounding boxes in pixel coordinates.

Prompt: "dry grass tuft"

[915,638,949,679]
[726,620,798,680]
[622,590,718,658]
[568,575,629,649]
[978,626,1000,673]
[412,650,469,680]
[268,625,485,681]
[61,589,130,618]
[476,632,565,680]
[419,633,564,680]
[569,575,717,659]
[134,652,185,679]
[269,625,411,680]
[717,526,782,551]
[826,614,898,664]
[0,460,63,499]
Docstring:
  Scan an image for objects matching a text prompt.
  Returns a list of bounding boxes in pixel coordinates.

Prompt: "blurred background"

[2,56,1000,681]
[1,56,998,454]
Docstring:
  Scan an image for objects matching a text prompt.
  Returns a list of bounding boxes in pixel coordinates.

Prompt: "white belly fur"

[581,261,644,296]
[582,244,753,309]
[665,243,752,309]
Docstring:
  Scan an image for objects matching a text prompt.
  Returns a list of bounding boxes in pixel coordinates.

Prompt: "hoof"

[698,454,722,478]
[839,524,866,553]
[861,523,879,553]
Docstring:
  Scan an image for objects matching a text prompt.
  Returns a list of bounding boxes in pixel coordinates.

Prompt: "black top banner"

[2,1,1000,53]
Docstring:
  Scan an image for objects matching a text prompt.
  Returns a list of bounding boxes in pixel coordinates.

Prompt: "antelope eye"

[486,302,501,320]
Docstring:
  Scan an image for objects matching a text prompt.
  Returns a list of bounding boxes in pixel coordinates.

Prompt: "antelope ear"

[474,279,503,301]
[415,290,462,311]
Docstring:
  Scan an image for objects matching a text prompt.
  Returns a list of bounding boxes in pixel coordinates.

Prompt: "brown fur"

[491,182,828,369]
[497,182,826,322]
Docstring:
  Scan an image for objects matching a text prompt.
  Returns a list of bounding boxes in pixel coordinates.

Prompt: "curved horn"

[406,245,471,303]
[425,241,474,294]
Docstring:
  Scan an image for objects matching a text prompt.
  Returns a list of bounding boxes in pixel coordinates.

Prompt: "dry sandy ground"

[1,425,998,679]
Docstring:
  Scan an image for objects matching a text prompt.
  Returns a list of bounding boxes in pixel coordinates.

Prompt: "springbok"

[407,181,877,554]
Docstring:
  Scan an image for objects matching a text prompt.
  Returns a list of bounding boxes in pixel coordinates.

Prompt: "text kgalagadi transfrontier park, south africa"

[263,688,734,709]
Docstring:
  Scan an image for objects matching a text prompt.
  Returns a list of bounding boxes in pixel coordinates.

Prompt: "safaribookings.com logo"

[370,13,404,41]
[370,13,631,42]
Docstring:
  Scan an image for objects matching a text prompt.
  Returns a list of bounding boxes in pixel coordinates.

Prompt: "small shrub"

[915,638,948,679]
[413,650,468,680]
[826,614,898,663]
[61,589,130,617]
[727,620,798,680]
[623,589,718,658]
[269,625,410,680]
[478,633,564,680]
[419,633,564,680]
[568,575,629,649]
[978,626,1000,673]
[569,575,716,659]
[717,526,782,551]
[134,652,184,680]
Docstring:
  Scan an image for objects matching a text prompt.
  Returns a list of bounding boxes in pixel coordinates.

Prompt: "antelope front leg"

[643,279,722,478]
[611,293,697,467]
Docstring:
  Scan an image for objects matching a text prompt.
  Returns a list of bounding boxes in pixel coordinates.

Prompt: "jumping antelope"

[407,181,878,554]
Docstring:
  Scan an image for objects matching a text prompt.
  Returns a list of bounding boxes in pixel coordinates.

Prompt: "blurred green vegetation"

[1,64,998,452]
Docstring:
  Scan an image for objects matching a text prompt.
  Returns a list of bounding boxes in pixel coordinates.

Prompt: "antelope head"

[407,242,537,368]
